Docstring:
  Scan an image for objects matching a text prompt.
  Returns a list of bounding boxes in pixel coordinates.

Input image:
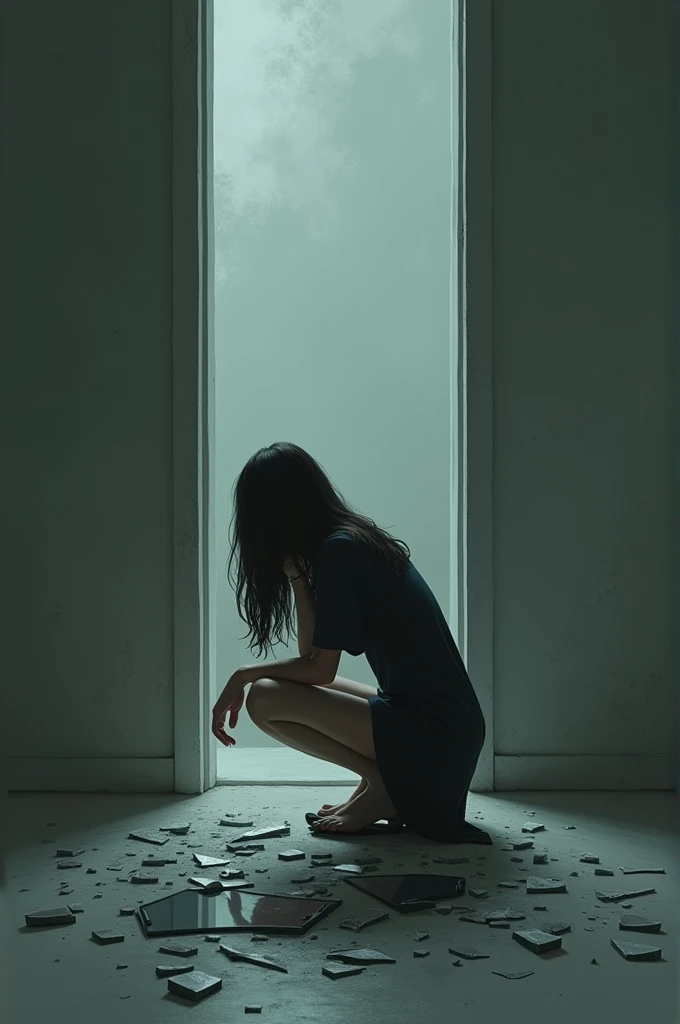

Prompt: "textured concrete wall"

[492,0,675,761]
[1,1,175,759]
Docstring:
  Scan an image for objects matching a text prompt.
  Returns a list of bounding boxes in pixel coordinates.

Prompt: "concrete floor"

[6,787,679,1023]
[217,745,358,784]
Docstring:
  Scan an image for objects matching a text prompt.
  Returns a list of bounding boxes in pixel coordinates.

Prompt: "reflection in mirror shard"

[344,874,466,910]
[138,887,342,937]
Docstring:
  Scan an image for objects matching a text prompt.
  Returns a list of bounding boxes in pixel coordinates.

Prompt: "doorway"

[177,0,494,792]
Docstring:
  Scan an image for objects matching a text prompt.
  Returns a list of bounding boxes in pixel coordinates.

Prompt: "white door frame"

[172,0,494,795]
[171,0,216,794]
[454,0,494,791]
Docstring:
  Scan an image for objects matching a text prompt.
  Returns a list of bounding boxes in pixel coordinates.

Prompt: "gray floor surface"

[6,787,679,1023]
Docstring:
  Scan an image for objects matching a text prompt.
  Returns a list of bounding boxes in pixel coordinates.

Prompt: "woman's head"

[227,442,410,657]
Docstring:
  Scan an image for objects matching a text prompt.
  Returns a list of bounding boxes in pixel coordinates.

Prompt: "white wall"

[2,2,177,788]
[213,0,457,747]
[491,0,676,787]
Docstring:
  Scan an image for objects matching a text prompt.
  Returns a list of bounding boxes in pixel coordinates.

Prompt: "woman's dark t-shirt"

[310,529,482,722]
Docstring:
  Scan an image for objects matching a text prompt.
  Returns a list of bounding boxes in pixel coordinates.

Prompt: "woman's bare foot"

[312,784,396,834]
[317,777,368,817]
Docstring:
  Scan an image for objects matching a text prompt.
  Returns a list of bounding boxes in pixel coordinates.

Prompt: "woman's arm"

[290,574,315,657]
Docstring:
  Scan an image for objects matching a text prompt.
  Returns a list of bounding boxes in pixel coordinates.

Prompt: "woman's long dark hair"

[227,442,411,658]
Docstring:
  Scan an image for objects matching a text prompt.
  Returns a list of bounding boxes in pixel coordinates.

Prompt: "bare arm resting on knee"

[289,560,374,697]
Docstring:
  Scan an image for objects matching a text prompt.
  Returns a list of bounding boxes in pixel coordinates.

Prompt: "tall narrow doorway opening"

[202,0,492,788]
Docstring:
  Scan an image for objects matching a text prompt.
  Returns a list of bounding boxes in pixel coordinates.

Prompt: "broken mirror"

[137,887,341,937]
[344,874,466,910]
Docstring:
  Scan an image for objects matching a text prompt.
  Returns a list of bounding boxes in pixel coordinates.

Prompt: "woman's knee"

[245,677,285,720]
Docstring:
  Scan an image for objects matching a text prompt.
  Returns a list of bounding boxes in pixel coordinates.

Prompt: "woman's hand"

[284,555,309,580]
[211,668,254,747]
[283,555,301,579]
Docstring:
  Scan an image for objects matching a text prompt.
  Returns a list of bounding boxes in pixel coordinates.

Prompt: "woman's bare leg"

[316,677,375,815]
[245,677,398,832]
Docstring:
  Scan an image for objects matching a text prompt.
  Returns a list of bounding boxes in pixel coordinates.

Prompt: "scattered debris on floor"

[525,877,567,894]
[192,854,230,868]
[619,914,662,933]
[448,945,488,960]
[611,939,662,961]
[229,825,290,842]
[156,963,194,977]
[128,831,169,846]
[339,910,390,932]
[219,944,288,972]
[16,802,673,1014]
[512,929,562,954]
[25,908,75,927]
[542,921,571,934]
[595,888,657,903]
[167,971,222,1002]
[460,911,487,924]
[322,963,365,979]
[158,944,198,958]
[486,909,525,923]
[620,867,666,875]
[92,930,124,945]
[327,948,396,965]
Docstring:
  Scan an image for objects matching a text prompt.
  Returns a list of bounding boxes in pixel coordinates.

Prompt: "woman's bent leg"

[245,678,397,831]
[315,677,375,813]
